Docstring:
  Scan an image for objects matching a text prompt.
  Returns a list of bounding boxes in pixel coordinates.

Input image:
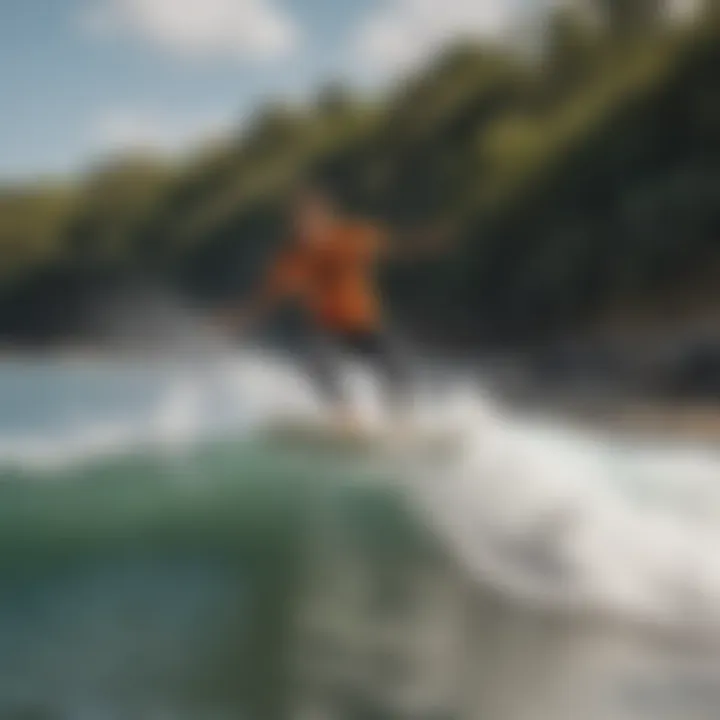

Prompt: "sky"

[0,0,547,182]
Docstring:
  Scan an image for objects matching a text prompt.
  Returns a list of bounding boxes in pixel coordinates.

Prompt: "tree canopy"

[1,3,718,348]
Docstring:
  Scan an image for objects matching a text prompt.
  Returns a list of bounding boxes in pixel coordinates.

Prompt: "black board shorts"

[301,326,409,407]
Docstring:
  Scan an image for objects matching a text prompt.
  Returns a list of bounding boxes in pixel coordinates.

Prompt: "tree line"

[1,0,719,349]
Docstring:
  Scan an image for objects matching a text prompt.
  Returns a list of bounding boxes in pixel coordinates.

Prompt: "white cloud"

[90,108,235,157]
[355,0,534,77]
[84,0,299,61]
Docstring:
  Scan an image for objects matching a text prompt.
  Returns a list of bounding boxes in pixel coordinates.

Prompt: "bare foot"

[331,406,365,437]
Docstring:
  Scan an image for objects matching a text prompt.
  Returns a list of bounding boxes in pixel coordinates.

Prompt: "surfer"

[220,186,449,429]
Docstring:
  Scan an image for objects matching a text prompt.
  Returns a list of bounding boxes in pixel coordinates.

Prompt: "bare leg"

[301,327,363,430]
[350,330,413,427]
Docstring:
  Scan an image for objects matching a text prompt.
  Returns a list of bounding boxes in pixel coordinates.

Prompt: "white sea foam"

[0,352,312,469]
[403,391,720,631]
[3,353,720,633]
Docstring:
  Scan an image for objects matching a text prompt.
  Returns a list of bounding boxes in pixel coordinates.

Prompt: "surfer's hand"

[418,226,448,254]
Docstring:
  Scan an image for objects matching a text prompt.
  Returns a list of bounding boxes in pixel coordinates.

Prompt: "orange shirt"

[266,222,384,332]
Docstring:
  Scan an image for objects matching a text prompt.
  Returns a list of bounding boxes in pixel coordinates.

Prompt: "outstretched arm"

[215,250,303,336]
[383,220,460,262]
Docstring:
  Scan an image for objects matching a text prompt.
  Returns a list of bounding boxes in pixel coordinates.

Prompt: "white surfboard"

[259,416,461,456]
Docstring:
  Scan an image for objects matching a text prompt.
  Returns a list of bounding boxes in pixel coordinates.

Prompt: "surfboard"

[259,416,461,456]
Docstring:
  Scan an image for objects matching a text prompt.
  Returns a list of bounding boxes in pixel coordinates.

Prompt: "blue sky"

[0,0,540,182]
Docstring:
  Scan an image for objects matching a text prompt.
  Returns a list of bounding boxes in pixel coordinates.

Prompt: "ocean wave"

[405,395,720,631]
[3,354,720,633]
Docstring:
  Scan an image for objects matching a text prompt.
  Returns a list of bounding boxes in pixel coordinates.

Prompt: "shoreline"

[2,350,720,442]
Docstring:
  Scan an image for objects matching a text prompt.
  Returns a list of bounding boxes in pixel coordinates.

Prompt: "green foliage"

[67,156,173,266]
[592,0,666,38]
[1,6,719,346]
[0,185,78,284]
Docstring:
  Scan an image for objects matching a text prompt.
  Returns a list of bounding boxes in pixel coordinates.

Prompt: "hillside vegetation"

[1,3,719,348]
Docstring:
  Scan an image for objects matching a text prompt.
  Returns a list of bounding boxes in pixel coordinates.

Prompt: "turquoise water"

[0,359,434,719]
[4,357,720,720]
[0,443,430,719]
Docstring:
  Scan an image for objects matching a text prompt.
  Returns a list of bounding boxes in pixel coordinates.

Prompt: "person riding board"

[220,186,449,429]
